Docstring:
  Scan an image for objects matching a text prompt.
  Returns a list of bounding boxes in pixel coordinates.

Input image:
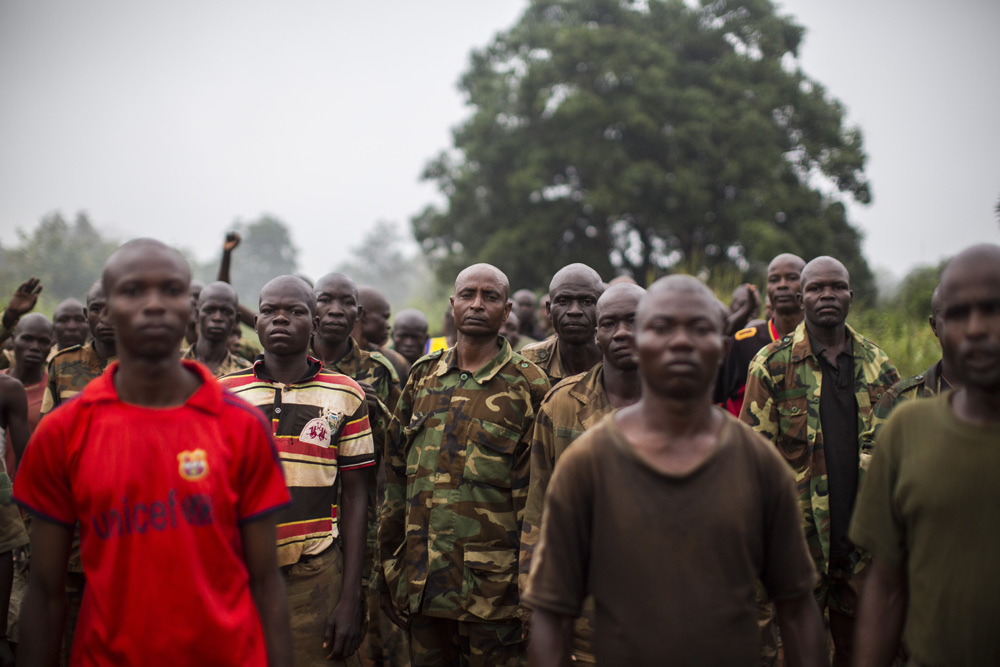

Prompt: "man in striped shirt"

[220,275,375,667]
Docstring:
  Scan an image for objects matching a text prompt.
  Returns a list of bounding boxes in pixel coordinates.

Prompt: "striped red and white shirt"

[220,357,375,567]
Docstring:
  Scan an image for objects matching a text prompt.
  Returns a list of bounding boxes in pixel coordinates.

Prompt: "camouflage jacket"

[312,337,400,581]
[860,360,948,456]
[519,336,570,385]
[41,341,117,417]
[180,346,251,378]
[376,337,549,622]
[740,321,899,573]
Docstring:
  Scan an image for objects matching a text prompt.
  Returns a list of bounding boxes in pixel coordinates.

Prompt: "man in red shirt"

[14,238,293,667]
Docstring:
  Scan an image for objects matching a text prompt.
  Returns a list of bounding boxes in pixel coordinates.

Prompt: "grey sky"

[1,1,997,285]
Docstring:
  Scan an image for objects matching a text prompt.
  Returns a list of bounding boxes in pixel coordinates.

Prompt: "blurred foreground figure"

[377,264,549,667]
[0,372,29,666]
[525,275,825,666]
[851,244,1000,666]
[15,239,292,666]
[520,282,644,663]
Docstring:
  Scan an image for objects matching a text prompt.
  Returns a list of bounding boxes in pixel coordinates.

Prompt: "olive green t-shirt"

[850,392,1000,666]
[524,412,817,666]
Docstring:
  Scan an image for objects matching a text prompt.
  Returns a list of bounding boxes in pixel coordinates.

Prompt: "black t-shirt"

[715,321,777,413]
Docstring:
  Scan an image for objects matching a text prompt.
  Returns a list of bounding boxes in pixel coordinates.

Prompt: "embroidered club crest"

[300,410,342,448]
[177,449,209,481]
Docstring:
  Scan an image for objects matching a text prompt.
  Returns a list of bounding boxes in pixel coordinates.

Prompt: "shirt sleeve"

[522,439,594,616]
[758,438,820,601]
[234,405,291,524]
[12,413,75,527]
[338,396,375,470]
[849,408,907,569]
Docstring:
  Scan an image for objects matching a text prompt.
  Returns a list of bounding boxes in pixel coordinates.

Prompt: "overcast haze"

[1,1,997,286]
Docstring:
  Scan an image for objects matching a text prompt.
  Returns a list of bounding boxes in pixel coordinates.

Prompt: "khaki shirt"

[519,336,569,384]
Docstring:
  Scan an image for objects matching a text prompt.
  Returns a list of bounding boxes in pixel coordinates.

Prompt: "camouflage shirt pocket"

[403,413,428,477]
[463,545,518,620]
[775,402,811,465]
[464,421,520,488]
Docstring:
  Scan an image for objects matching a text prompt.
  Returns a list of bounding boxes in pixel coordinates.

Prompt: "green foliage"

[414,0,874,296]
[848,309,939,379]
[0,211,120,313]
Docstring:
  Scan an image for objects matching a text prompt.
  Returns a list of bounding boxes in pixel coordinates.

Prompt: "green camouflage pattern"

[179,346,251,378]
[519,362,610,661]
[377,337,549,623]
[407,615,525,667]
[41,341,116,417]
[740,321,899,574]
[234,334,263,364]
[860,360,947,459]
[518,336,569,385]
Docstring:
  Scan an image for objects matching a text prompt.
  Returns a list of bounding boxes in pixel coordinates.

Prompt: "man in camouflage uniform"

[38,279,118,665]
[520,282,644,664]
[376,263,549,667]
[741,256,899,667]
[182,281,251,377]
[860,285,957,453]
[41,280,118,416]
[310,272,407,667]
[520,264,604,384]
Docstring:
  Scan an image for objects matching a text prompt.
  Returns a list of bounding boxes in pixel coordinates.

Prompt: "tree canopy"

[413,0,874,294]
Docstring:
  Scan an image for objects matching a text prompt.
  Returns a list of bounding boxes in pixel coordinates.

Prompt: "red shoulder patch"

[734,327,758,341]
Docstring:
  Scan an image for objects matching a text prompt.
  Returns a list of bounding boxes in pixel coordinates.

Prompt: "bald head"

[394,308,428,331]
[357,286,392,346]
[800,256,850,291]
[455,264,510,301]
[103,239,191,296]
[316,273,358,300]
[11,313,54,369]
[199,281,239,307]
[259,275,316,316]
[52,297,88,349]
[549,263,603,295]
[768,253,806,276]
[86,280,105,306]
[939,244,1000,303]
[597,282,646,318]
[596,282,645,370]
[639,275,724,330]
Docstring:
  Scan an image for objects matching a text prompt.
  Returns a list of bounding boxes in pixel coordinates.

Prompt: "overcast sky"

[1,1,997,285]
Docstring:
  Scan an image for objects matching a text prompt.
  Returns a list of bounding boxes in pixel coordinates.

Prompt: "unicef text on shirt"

[91,490,215,539]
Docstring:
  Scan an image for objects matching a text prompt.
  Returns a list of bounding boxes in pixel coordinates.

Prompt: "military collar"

[568,362,605,405]
[788,321,864,365]
[310,336,362,372]
[85,339,117,368]
[432,336,513,384]
[923,359,950,393]
[251,354,323,385]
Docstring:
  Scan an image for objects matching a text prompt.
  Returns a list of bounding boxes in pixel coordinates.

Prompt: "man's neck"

[952,387,1000,425]
[602,363,641,409]
[805,320,848,355]
[312,335,351,367]
[555,338,602,376]
[193,337,229,365]
[93,339,116,361]
[939,357,961,389]
[10,362,43,386]
[617,391,723,476]
[454,334,499,373]
[772,310,803,338]
[260,351,311,386]
[113,357,200,408]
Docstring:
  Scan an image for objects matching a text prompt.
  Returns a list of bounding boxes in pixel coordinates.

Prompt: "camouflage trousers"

[814,555,868,667]
[407,615,525,667]
[283,545,366,667]
[360,583,410,667]
[756,581,779,667]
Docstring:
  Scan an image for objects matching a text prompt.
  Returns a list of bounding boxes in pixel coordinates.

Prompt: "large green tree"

[414,0,873,293]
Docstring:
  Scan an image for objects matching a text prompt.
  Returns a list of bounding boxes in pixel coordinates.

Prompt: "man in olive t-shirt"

[850,243,1000,667]
[524,275,826,667]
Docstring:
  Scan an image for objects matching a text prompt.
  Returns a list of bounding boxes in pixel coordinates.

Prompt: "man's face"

[548,280,601,344]
[87,293,116,347]
[256,287,316,356]
[512,292,536,326]
[766,258,803,317]
[52,305,88,349]
[596,298,639,371]
[938,276,1000,391]
[197,295,238,345]
[636,289,725,399]
[500,316,520,349]
[451,268,511,338]
[799,264,852,329]
[315,278,358,347]
[392,323,429,363]
[12,320,53,369]
[105,253,191,359]
[362,302,391,346]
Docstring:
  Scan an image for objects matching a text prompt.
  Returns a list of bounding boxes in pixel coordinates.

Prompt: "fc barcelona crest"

[177,449,209,481]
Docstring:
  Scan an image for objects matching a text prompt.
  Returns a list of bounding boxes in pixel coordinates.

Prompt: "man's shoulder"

[502,351,549,385]
[358,348,399,383]
[519,337,557,363]
[406,348,445,380]
[49,343,89,368]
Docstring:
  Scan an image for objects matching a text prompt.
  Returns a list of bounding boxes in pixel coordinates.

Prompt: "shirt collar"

[81,359,223,414]
[431,336,513,384]
[251,355,323,384]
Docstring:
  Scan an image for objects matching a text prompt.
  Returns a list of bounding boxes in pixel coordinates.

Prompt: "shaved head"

[939,244,1000,303]
[316,272,358,300]
[15,312,53,336]
[455,264,510,300]
[394,308,428,330]
[549,263,603,295]
[259,275,316,316]
[800,256,850,290]
[358,286,390,312]
[639,275,725,330]
[597,282,646,318]
[103,239,191,295]
[767,253,806,275]
[86,280,105,306]
[199,281,239,307]
[53,298,84,319]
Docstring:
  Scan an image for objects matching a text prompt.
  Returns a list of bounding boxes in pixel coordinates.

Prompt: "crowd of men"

[0,233,995,667]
